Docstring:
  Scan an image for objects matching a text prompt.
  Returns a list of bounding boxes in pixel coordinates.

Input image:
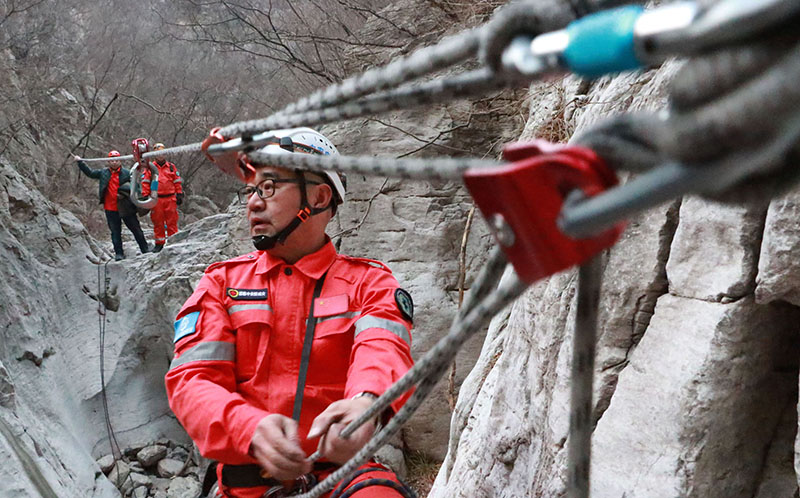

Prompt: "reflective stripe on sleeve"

[354,316,410,344]
[227,304,273,315]
[317,311,361,324]
[169,341,235,371]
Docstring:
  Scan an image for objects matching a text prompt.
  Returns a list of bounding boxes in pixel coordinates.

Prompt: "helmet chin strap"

[251,169,331,251]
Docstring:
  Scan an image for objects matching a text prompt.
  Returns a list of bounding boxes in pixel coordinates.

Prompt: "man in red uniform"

[75,150,150,260]
[165,128,415,497]
[142,142,184,252]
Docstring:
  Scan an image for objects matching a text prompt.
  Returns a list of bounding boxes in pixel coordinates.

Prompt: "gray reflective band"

[354,316,410,344]
[228,303,273,315]
[317,311,361,324]
[169,341,235,370]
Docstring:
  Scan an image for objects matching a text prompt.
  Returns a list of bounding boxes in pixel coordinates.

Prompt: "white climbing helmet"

[256,127,346,205]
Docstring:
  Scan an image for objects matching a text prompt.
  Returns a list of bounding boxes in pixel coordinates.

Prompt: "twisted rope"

[246,149,495,181]
[298,248,521,498]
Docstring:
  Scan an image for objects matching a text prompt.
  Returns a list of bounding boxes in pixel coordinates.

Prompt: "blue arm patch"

[174,311,200,343]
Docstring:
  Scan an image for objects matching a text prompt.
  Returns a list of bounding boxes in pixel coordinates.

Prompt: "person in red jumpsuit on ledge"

[141,142,183,252]
[165,127,416,498]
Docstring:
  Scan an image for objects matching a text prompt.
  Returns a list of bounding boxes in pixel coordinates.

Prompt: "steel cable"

[246,149,495,181]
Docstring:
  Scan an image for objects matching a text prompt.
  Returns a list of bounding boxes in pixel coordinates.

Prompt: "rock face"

[1,2,799,498]
[430,57,800,498]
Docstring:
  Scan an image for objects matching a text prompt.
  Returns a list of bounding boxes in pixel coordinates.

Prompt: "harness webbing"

[293,272,329,421]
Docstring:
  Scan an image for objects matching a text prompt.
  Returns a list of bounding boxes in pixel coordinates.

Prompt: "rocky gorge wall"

[429,64,800,497]
[2,2,800,498]
[0,4,523,495]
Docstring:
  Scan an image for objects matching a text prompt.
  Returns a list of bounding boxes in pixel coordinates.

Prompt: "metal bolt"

[489,214,516,247]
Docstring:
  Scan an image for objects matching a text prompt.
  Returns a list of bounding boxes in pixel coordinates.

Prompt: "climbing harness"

[328,466,416,498]
[78,0,800,496]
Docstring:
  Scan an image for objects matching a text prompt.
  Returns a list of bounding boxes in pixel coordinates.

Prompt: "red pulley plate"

[464,140,625,284]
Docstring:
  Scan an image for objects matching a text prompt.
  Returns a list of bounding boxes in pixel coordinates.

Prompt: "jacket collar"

[255,238,336,279]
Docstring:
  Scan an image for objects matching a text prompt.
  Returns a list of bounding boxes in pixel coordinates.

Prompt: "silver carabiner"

[129,161,159,210]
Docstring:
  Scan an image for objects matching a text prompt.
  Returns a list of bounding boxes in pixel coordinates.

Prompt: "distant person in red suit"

[141,142,184,252]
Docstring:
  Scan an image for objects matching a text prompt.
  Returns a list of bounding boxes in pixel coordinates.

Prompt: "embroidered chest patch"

[226,288,269,300]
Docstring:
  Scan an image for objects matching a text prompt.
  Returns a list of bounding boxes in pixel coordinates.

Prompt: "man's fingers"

[278,415,300,442]
[257,445,311,477]
[321,423,344,456]
[308,404,346,439]
[267,418,306,462]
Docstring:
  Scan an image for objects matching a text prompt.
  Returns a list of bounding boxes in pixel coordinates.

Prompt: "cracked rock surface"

[430,62,800,497]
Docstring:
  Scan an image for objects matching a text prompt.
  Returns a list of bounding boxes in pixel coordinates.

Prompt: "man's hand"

[307,396,377,465]
[73,155,81,162]
[250,414,312,481]
[176,193,184,205]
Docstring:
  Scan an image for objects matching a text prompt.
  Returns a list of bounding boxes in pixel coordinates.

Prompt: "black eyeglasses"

[237,178,322,205]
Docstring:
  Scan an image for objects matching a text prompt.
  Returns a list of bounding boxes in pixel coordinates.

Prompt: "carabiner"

[129,138,158,210]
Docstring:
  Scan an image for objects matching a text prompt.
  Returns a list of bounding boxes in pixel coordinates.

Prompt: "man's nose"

[247,192,266,210]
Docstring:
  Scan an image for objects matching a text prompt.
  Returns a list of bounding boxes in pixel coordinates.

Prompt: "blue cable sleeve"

[564,5,645,78]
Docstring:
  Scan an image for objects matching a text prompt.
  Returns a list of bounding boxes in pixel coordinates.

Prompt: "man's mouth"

[250,220,272,233]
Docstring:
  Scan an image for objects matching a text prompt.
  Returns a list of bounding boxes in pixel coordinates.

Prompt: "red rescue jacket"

[142,160,182,197]
[165,241,414,464]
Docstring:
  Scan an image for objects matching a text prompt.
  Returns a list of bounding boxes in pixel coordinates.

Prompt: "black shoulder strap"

[292,271,328,421]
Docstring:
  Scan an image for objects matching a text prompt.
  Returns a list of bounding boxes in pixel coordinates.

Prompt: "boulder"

[666,196,768,301]
[137,444,168,467]
[168,445,189,463]
[157,458,185,478]
[756,185,800,306]
[166,476,202,498]
[129,471,153,490]
[131,486,149,498]
[108,460,131,489]
[96,454,115,475]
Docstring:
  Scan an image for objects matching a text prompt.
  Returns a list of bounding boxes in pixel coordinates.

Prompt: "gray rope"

[246,149,496,182]
[563,1,800,236]
[567,256,603,498]
[331,246,508,444]
[219,68,509,138]
[141,142,202,160]
[78,155,135,163]
[299,258,526,498]
[219,0,584,138]
[76,142,202,165]
[273,27,485,118]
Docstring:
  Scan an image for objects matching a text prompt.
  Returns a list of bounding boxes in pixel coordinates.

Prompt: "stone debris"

[167,476,203,498]
[138,445,168,467]
[132,486,149,498]
[97,454,115,475]
[99,440,202,498]
[157,458,185,479]
[168,446,189,462]
[108,460,131,489]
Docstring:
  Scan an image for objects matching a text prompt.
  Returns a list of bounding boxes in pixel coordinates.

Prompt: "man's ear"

[309,182,333,210]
